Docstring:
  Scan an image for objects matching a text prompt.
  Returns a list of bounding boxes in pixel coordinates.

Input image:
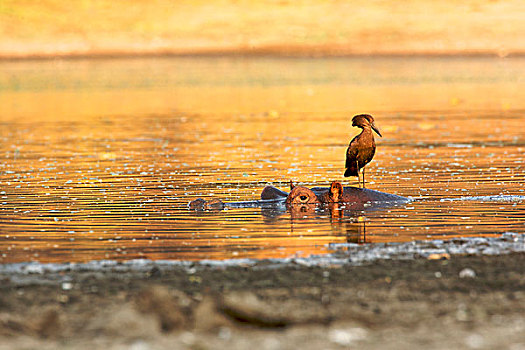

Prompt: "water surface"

[1,56,524,263]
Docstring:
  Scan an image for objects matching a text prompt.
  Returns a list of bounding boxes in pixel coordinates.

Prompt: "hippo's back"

[343,187,409,203]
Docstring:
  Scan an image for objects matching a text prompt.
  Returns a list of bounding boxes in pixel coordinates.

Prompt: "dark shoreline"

[0,49,523,62]
[1,248,524,349]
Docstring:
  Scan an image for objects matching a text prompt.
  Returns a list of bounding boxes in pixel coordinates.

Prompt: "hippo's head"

[286,185,320,205]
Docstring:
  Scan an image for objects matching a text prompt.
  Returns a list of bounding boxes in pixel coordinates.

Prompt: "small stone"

[427,253,450,260]
[35,309,61,338]
[180,331,196,345]
[219,292,291,327]
[328,327,368,346]
[61,282,73,290]
[89,304,159,338]
[135,286,188,332]
[57,294,69,304]
[129,340,151,350]
[465,333,484,349]
[194,297,231,331]
[459,268,476,278]
[147,266,162,278]
[456,303,470,322]
[218,327,232,340]
[24,264,44,274]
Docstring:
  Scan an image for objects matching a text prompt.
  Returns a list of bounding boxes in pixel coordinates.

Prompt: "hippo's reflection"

[189,181,409,243]
[282,201,370,243]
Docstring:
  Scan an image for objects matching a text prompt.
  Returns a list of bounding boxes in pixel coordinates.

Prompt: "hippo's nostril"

[300,195,308,201]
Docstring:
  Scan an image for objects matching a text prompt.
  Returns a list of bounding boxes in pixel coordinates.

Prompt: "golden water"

[1,57,524,263]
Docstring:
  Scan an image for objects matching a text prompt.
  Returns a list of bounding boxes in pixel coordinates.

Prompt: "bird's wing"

[345,139,359,169]
[344,138,360,177]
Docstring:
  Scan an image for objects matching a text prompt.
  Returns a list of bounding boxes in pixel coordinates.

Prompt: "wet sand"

[1,250,523,349]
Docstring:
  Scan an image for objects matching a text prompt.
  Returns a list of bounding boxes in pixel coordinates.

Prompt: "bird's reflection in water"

[345,218,367,244]
[327,203,367,244]
[192,198,394,243]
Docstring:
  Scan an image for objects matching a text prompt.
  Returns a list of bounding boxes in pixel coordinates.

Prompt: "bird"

[344,114,382,188]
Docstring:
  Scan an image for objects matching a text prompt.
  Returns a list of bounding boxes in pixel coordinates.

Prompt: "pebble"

[129,340,151,350]
[61,282,73,290]
[459,268,476,278]
[24,264,44,274]
[218,327,232,340]
[427,253,451,260]
[328,327,368,346]
[180,331,196,345]
[465,333,484,349]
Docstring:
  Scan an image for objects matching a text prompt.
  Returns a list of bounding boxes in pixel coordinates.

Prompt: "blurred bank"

[1,0,524,59]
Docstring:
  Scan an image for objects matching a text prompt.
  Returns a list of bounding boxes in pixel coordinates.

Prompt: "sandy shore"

[1,249,523,349]
[1,0,524,59]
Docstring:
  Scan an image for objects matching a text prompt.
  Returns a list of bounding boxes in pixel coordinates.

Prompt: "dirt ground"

[1,0,524,58]
[0,253,523,349]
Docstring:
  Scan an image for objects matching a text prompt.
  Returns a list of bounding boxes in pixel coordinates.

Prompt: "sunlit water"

[0,56,524,263]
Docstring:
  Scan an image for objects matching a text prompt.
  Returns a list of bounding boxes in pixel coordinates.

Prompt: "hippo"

[189,181,410,244]
[189,181,409,212]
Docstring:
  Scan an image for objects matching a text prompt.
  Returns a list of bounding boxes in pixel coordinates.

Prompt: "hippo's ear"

[330,181,343,202]
[290,180,295,190]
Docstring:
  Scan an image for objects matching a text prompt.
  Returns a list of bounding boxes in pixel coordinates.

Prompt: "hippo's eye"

[300,195,308,201]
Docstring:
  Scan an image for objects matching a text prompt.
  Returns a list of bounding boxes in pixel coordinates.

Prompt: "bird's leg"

[362,167,366,189]
[356,160,361,188]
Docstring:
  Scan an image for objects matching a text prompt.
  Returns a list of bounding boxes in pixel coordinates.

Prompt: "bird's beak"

[371,123,382,137]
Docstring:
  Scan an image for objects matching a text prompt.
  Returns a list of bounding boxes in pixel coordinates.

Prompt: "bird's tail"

[344,166,358,177]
